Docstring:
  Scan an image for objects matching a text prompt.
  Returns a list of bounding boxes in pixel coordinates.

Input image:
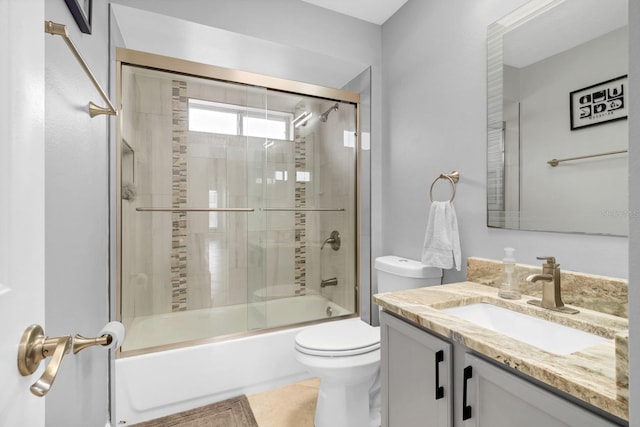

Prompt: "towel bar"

[547,149,627,167]
[44,21,117,117]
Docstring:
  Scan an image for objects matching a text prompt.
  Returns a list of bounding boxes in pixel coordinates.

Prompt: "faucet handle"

[536,256,556,265]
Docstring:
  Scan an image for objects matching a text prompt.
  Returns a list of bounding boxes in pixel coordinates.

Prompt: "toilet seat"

[295,318,380,357]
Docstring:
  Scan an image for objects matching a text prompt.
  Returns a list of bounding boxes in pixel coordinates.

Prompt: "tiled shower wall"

[314,101,357,312]
[121,70,174,320]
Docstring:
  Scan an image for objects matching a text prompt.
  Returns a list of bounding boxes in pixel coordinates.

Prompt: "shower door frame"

[114,47,362,357]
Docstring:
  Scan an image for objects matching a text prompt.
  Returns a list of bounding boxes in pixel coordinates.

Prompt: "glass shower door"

[118,54,359,355]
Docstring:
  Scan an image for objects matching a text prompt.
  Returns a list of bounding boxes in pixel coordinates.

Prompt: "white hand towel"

[421,201,461,271]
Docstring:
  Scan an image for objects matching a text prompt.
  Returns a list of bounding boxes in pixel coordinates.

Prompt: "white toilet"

[294,256,442,427]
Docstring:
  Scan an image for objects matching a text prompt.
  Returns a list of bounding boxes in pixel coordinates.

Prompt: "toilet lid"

[295,318,380,357]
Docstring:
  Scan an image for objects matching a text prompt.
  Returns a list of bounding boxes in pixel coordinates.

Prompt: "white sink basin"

[441,303,608,355]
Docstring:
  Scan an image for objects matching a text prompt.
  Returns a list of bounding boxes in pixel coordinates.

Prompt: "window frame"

[188,98,293,141]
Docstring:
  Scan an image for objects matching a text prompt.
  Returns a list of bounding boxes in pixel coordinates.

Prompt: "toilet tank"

[375,256,442,293]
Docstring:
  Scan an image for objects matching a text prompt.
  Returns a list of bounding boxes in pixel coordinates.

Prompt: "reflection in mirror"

[487,0,628,236]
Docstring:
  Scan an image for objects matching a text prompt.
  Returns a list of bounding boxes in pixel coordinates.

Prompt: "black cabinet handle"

[462,366,473,420]
[435,350,444,400]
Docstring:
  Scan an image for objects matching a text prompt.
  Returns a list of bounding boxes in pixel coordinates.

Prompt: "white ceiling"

[300,0,409,25]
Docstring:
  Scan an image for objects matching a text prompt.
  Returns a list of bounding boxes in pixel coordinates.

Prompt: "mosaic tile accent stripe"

[171,80,188,312]
[294,135,307,296]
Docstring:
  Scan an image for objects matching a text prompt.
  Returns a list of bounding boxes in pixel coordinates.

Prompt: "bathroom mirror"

[487,0,628,236]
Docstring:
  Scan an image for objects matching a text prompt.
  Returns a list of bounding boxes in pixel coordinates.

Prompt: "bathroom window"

[188,99,291,140]
[189,106,237,135]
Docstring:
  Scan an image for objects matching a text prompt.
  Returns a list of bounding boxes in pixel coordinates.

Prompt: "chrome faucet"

[526,256,579,314]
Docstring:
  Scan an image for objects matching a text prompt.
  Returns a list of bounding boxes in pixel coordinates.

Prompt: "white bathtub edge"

[115,324,315,425]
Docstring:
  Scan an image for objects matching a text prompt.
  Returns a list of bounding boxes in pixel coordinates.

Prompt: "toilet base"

[369,370,381,427]
[314,375,379,427]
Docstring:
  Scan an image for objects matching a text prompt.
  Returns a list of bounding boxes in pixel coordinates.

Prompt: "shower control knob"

[320,230,341,251]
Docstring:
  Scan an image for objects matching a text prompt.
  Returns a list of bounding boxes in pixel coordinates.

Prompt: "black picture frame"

[570,75,627,130]
[64,0,92,34]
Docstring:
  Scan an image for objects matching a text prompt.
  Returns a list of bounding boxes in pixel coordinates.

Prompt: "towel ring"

[430,171,460,202]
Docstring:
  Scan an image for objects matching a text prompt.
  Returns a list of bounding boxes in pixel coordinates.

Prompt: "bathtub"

[115,294,353,425]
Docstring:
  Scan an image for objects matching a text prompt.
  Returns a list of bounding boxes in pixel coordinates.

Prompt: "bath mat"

[130,395,259,427]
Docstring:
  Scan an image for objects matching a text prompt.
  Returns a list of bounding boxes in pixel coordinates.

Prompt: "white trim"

[0,0,46,425]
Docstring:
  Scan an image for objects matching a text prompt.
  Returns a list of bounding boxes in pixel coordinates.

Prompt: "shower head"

[320,103,339,122]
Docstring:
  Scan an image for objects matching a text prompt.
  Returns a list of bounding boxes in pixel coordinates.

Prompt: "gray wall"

[45,1,111,426]
[381,0,628,284]
[517,28,627,235]
[112,0,381,68]
[383,0,636,424]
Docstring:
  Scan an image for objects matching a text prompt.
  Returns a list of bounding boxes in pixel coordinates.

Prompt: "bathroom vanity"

[375,282,628,426]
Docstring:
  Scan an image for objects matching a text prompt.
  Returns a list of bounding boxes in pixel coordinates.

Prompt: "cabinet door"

[380,311,452,427]
[461,353,620,427]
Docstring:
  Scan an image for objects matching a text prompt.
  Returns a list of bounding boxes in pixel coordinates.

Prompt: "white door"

[0,0,46,425]
[1,1,111,426]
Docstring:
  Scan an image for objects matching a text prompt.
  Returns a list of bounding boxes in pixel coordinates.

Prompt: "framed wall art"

[570,75,627,130]
[65,0,92,34]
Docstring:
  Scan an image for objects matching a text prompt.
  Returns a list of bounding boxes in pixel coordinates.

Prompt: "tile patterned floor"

[247,378,320,427]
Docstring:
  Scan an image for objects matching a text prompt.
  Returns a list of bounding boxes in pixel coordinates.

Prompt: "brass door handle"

[17,322,125,396]
[17,325,72,397]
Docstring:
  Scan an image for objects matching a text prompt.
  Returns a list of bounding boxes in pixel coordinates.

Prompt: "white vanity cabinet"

[380,311,452,427]
[461,353,619,427]
[380,311,622,427]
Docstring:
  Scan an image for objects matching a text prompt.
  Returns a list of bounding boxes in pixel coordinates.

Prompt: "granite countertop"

[373,281,629,421]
